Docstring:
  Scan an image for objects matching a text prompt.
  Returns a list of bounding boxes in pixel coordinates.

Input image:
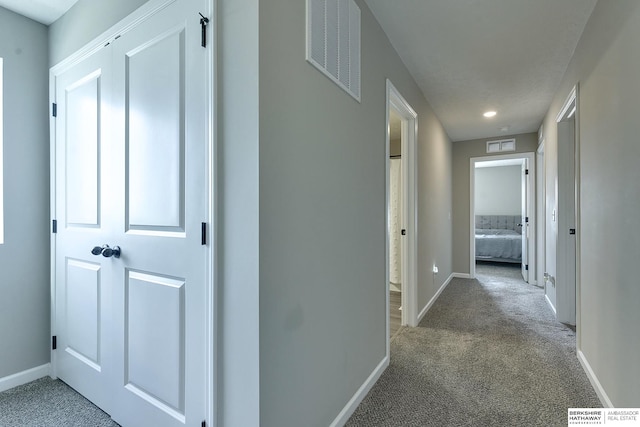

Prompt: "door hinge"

[52,336,57,350]
[525,264,529,271]
[52,219,58,233]
[201,222,207,245]
[199,13,209,48]
[52,103,57,117]
[569,228,576,235]
[401,229,406,236]
[525,169,529,175]
[525,216,529,223]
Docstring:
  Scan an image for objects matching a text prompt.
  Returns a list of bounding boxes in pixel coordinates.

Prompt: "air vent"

[486,138,516,153]
[306,0,361,102]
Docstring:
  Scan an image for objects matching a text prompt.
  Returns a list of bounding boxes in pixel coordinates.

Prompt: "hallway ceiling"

[0,0,78,25]
[364,0,597,142]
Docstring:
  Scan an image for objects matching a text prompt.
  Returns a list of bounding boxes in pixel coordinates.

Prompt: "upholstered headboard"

[475,215,522,234]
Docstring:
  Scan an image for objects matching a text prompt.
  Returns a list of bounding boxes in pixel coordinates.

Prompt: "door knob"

[91,244,121,258]
[102,246,121,258]
[91,245,106,255]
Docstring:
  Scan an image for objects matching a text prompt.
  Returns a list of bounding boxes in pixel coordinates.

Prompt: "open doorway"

[386,80,417,350]
[470,153,536,283]
[388,109,403,337]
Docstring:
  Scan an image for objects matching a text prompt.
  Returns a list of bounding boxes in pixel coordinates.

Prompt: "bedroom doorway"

[470,153,535,284]
[388,109,403,338]
[385,79,418,349]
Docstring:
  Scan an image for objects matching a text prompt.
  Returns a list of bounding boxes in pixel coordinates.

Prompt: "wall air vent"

[306,0,361,102]
[486,138,516,153]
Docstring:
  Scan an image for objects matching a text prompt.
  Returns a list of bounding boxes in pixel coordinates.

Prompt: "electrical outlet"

[433,266,438,274]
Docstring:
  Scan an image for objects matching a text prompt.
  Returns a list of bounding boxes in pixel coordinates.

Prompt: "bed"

[475,215,522,263]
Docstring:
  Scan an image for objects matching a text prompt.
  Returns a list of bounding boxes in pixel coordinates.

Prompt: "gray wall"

[217,0,260,425]
[452,132,537,274]
[258,1,451,425]
[0,8,50,379]
[541,0,640,407]
[475,166,521,215]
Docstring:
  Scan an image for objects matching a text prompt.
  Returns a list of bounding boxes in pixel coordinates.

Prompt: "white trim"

[205,0,217,424]
[329,356,389,427]
[417,273,454,323]
[545,294,557,315]
[556,86,577,123]
[452,272,472,279]
[0,364,51,393]
[536,141,546,290]
[574,84,582,351]
[386,80,418,335]
[577,350,613,408]
[469,152,536,283]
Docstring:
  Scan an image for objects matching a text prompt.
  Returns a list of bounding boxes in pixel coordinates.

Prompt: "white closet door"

[109,1,208,425]
[54,0,209,425]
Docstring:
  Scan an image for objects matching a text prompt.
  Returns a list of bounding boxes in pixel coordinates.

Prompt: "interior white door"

[109,2,208,425]
[556,118,576,325]
[54,0,209,425]
[54,46,115,415]
[521,159,529,282]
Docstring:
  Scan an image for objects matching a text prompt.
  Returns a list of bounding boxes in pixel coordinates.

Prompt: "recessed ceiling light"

[483,111,497,118]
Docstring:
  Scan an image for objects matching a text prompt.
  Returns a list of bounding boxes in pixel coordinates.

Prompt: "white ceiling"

[364,0,597,142]
[0,0,78,25]
[1,1,598,142]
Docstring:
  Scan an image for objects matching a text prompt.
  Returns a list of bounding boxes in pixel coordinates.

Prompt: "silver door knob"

[91,244,121,258]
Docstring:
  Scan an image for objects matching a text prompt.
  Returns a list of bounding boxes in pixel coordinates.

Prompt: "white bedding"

[475,228,522,262]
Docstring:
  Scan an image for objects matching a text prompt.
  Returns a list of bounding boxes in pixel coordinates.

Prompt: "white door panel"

[110,1,206,426]
[126,28,185,230]
[54,47,115,415]
[557,118,576,324]
[65,259,101,368]
[65,73,101,226]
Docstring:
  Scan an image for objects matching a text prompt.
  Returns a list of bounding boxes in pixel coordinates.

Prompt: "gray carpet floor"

[0,263,600,427]
[0,377,118,427]
[347,262,601,427]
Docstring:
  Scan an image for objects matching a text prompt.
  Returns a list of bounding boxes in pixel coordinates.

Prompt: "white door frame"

[555,85,578,326]
[469,152,536,282]
[385,80,418,349]
[536,136,545,290]
[49,0,216,424]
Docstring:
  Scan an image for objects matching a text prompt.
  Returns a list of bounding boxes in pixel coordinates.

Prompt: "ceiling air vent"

[486,138,516,153]
[306,0,361,102]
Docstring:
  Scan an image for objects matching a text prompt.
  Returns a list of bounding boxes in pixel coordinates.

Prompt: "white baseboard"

[577,350,613,408]
[0,364,51,393]
[330,356,389,426]
[545,294,557,315]
[452,272,472,279]
[416,273,455,324]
